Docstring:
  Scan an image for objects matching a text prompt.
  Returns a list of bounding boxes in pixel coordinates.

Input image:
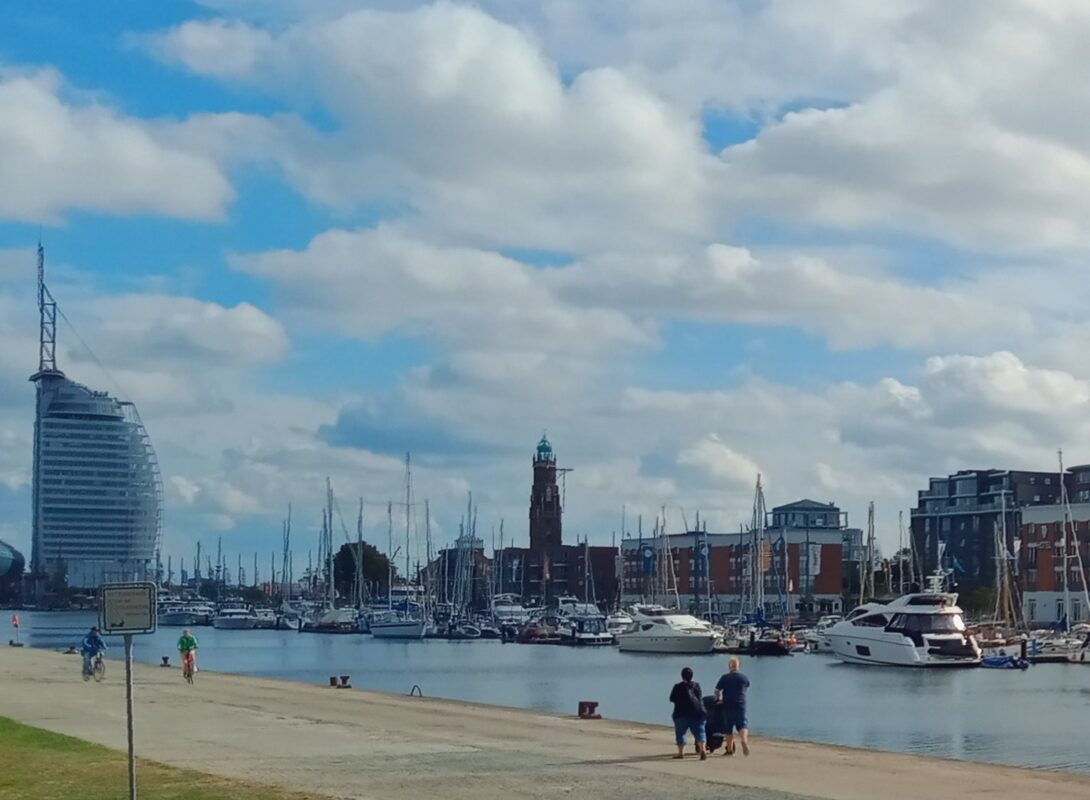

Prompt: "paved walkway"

[2,648,1087,800]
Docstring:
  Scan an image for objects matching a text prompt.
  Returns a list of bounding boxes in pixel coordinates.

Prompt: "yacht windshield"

[889,613,966,633]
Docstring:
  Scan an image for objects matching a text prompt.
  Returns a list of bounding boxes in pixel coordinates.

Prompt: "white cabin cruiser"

[827,584,980,667]
[558,614,613,646]
[614,605,717,654]
[491,594,532,625]
[212,606,259,630]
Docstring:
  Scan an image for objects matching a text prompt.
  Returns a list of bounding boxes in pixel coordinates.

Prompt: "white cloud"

[151,3,721,251]
[236,226,652,360]
[0,69,234,222]
[677,435,761,488]
[551,244,1028,349]
[84,295,288,367]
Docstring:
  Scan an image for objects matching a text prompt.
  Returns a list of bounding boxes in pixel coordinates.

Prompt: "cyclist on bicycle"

[80,626,107,677]
[177,629,198,680]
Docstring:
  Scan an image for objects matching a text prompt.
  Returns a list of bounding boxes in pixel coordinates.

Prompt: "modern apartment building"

[909,468,1063,590]
[29,246,162,590]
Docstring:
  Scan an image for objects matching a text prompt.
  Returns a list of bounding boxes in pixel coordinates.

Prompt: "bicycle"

[181,651,196,684]
[82,653,105,683]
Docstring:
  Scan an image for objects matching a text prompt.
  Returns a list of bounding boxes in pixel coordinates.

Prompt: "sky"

[2,0,1090,576]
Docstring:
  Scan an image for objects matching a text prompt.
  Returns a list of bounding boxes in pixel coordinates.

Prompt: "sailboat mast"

[404,453,412,599]
[387,501,394,612]
[327,477,335,608]
[1058,450,1090,620]
[357,498,364,608]
[1060,450,1072,625]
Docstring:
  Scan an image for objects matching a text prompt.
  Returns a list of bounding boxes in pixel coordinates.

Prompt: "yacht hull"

[829,633,979,667]
[616,634,716,654]
[212,618,258,630]
[371,621,426,639]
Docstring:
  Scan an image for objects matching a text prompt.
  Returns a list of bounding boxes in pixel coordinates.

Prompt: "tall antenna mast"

[36,242,59,375]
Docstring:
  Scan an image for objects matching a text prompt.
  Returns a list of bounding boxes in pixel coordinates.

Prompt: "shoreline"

[2,647,1088,800]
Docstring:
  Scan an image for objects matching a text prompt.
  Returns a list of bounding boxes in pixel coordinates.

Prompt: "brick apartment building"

[618,500,861,620]
[1020,500,1090,626]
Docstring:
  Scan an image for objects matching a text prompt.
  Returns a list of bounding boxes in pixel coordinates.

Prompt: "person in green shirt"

[177,629,198,683]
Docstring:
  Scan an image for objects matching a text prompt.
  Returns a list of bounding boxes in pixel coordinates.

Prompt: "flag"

[11,614,19,629]
[693,540,709,577]
[641,545,656,576]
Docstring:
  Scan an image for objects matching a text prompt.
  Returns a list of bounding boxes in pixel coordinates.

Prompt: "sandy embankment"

[1,648,1086,800]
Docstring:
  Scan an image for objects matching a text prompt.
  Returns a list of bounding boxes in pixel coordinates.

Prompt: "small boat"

[253,607,277,629]
[557,615,614,646]
[1067,631,1090,664]
[606,611,633,638]
[518,622,562,644]
[445,623,482,641]
[300,607,360,634]
[212,607,259,630]
[981,653,1029,670]
[477,623,502,639]
[803,615,842,653]
[370,611,426,639]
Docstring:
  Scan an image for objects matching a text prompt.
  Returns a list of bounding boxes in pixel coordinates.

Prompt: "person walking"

[714,656,751,756]
[668,666,707,760]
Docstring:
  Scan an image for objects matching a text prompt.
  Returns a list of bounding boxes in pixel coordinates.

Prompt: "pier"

[2,649,1087,800]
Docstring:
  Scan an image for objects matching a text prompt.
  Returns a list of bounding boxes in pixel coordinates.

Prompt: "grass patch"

[0,716,326,800]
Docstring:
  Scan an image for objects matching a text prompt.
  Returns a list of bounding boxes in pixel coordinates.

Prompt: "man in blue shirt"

[80,626,107,679]
[714,656,751,756]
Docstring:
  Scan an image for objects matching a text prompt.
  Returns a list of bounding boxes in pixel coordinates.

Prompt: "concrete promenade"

[1,648,1087,800]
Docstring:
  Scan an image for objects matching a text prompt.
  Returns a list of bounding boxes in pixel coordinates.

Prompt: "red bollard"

[577,701,601,719]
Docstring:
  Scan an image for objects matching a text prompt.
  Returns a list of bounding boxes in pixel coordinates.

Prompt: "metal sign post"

[99,582,157,800]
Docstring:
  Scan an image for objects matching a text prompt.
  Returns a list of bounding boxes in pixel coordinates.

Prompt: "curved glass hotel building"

[30,247,162,589]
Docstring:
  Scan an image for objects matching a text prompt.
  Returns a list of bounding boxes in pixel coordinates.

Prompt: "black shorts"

[723,706,747,732]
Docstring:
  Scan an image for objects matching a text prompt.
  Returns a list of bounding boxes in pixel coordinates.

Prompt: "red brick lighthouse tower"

[529,434,562,595]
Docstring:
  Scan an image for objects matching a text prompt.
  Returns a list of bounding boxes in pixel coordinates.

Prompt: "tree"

[333,541,391,603]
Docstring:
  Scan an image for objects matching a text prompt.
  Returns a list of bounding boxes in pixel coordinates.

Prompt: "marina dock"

[2,648,1088,800]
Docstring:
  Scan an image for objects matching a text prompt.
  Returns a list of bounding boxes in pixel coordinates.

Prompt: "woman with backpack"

[668,666,707,760]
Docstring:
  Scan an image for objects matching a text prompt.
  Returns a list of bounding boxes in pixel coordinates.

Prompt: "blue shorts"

[722,705,747,733]
[673,716,707,746]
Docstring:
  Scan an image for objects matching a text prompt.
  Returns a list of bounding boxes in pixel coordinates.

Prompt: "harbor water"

[13,611,1090,774]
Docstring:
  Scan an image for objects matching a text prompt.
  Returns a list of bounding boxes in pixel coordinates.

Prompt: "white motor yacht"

[614,605,717,654]
[827,581,980,667]
[158,601,197,627]
[212,607,259,630]
[491,594,532,625]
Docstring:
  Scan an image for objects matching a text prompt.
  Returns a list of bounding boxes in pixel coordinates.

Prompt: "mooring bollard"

[329,676,338,687]
[339,675,351,688]
[577,701,601,720]
[161,656,171,667]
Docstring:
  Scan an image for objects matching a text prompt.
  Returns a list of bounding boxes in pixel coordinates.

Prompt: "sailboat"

[371,454,426,639]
